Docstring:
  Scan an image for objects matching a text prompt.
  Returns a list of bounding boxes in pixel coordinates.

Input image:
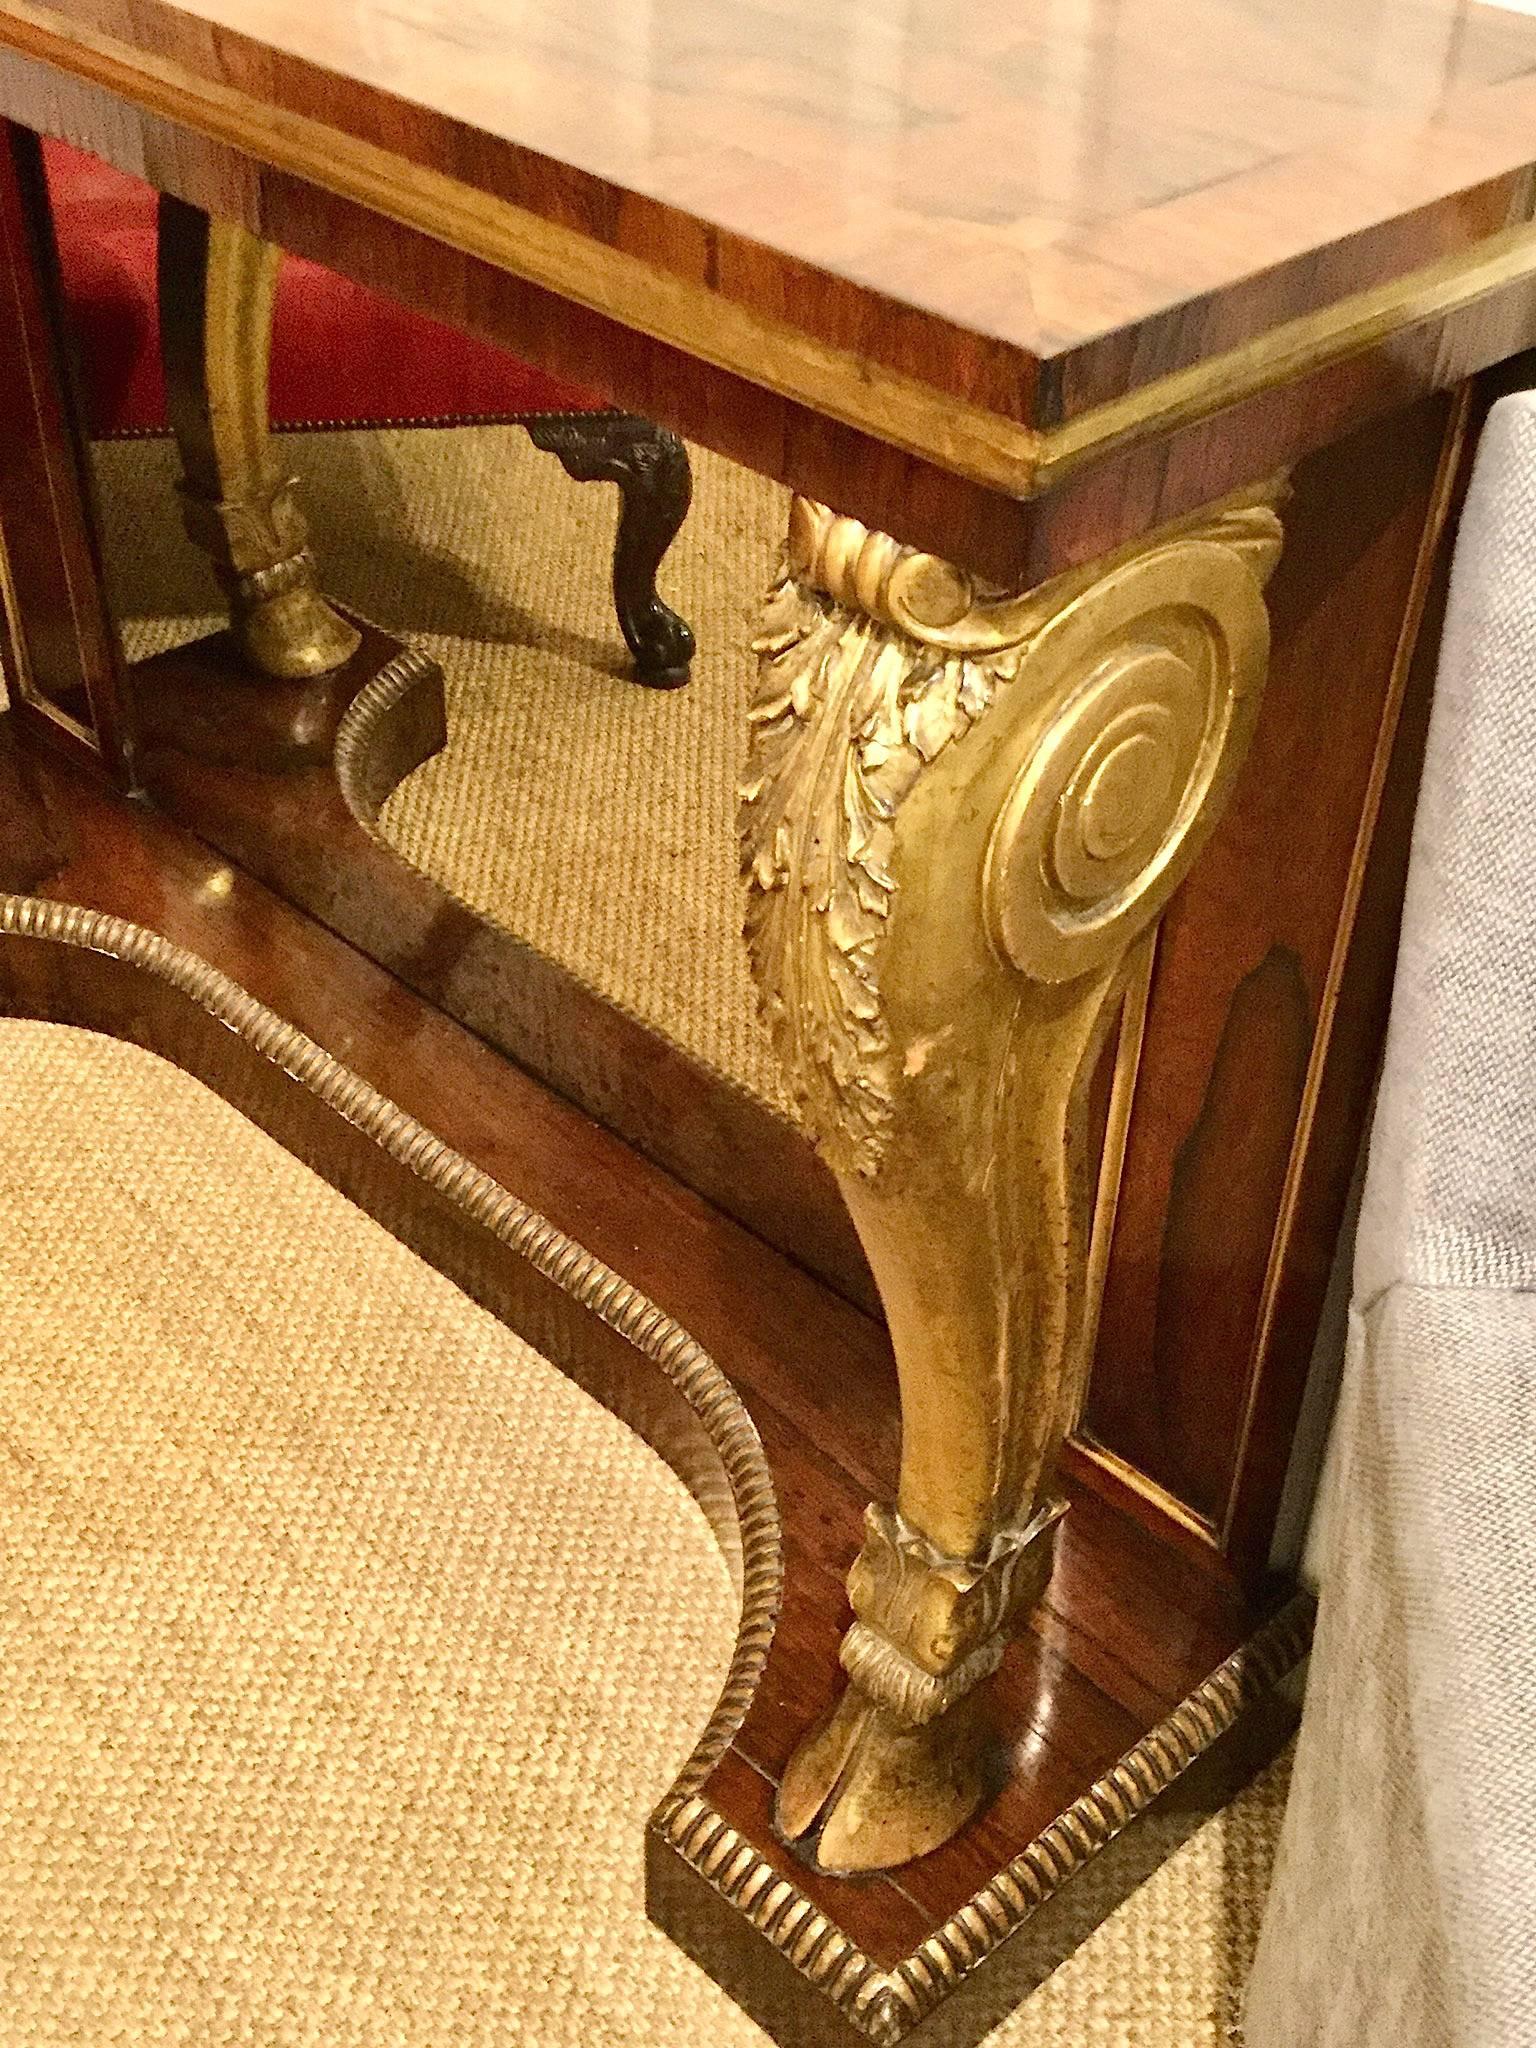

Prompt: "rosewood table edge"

[7,0,1536,521]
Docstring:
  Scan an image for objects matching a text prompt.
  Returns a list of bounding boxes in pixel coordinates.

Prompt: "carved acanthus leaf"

[741,561,1009,1177]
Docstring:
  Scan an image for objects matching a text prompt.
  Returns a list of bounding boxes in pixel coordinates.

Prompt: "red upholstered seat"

[42,138,598,437]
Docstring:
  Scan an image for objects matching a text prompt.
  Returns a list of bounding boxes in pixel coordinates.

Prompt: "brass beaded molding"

[0,892,783,1820]
[654,1590,1314,2046]
[331,643,445,823]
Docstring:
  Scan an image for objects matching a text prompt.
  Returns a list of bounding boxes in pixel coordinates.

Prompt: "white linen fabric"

[1244,392,1536,2048]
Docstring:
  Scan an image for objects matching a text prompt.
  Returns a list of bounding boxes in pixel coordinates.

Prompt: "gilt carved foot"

[778,1499,1065,1870]
[741,486,1286,1872]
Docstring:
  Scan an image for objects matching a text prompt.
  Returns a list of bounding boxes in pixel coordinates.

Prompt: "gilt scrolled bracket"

[740,481,1285,1873]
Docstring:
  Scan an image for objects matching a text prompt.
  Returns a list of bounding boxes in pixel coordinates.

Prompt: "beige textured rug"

[94,425,794,1114]
[0,1017,1286,2046]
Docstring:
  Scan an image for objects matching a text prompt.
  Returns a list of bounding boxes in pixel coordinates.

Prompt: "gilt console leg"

[156,195,360,681]
[740,486,1287,1873]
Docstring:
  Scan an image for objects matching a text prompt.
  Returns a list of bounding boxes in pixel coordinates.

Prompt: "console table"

[1,4,1534,2042]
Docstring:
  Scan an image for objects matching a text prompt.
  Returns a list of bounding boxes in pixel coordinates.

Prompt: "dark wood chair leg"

[522,411,695,687]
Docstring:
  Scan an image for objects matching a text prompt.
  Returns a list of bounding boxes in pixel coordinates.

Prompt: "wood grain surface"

[0,120,129,773]
[1081,391,1472,1570]
[4,5,1536,578]
[16,0,1536,410]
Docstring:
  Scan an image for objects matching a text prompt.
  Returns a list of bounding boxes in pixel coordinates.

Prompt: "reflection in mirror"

[37,131,832,1305]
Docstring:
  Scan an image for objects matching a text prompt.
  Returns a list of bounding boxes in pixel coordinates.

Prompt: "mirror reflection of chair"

[44,136,694,688]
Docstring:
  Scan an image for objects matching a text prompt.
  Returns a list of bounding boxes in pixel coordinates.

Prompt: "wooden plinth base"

[123,625,1311,2045]
[647,1506,1308,2048]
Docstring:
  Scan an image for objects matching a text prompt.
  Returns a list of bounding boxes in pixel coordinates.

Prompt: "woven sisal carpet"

[0,1018,1287,2046]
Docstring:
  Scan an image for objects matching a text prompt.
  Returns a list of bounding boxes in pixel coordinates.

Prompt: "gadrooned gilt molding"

[839,1499,1067,1724]
[740,488,1285,1179]
[654,1590,1314,2046]
[0,894,782,1822]
[332,644,446,823]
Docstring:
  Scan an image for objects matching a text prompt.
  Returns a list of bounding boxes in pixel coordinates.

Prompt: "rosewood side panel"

[0,120,128,775]
[1078,390,1469,1575]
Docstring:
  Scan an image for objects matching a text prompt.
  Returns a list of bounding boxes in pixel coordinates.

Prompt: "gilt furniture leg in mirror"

[157,193,360,681]
[131,199,449,894]
[741,484,1286,1875]
[157,198,694,690]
